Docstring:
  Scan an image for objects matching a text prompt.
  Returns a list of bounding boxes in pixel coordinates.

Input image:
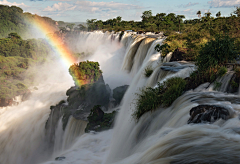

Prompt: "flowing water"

[1,31,240,164]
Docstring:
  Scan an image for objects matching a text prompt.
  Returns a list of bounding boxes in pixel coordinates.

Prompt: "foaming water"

[6,32,240,164]
[0,60,73,164]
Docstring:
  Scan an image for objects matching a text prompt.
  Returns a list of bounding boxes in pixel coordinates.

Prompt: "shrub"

[133,77,186,121]
[217,66,227,77]
[144,66,153,77]
[197,34,239,72]
[69,61,102,87]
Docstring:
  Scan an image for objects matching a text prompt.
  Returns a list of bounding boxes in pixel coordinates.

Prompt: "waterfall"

[61,117,87,150]
[121,35,145,72]
[0,32,121,164]
[4,31,240,164]
[130,37,156,75]
[0,61,73,164]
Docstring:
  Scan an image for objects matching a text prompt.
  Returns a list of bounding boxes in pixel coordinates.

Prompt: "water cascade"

[3,31,240,164]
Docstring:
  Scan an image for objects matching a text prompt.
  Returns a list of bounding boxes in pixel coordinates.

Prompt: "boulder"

[55,157,66,161]
[113,85,129,105]
[188,105,230,124]
[170,48,188,62]
[85,105,117,133]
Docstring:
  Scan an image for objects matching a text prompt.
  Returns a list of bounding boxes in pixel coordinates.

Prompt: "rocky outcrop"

[113,85,129,105]
[85,105,116,133]
[188,105,230,124]
[170,48,188,62]
[45,100,66,149]
[0,98,13,107]
[45,61,111,148]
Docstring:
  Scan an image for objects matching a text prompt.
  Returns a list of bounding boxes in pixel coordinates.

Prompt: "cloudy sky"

[0,0,239,22]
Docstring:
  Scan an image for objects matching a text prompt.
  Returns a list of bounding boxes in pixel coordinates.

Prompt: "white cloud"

[184,2,199,7]
[178,2,199,8]
[184,9,192,12]
[43,0,141,13]
[208,0,240,8]
[0,0,28,8]
[43,2,75,11]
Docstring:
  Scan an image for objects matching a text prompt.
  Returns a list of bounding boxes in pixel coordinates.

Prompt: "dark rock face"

[113,85,129,105]
[0,98,13,107]
[22,89,32,101]
[170,48,188,62]
[85,105,116,133]
[188,105,230,124]
[45,100,66,150]
[45,74,110,134]
[55,157,66,161]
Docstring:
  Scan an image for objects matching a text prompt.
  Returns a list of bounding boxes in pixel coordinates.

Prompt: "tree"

[197,10,201,18]
[66,23,75,31]
[216,11,221,18]
[205,10,211,18]
[78,24,87,31]
[234,6,240,17]
[197,34,239,71]
[177,15,185,32]
[141,10,152,22]
[8,33,22,39]
[86,19,97,31]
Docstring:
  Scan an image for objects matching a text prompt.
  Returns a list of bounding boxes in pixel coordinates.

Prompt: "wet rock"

[85,105,117,132]
[0,98,13,107]
[55,156,66,161]
[188,105,230,124]
[113,85,129,105]
[22,89,31,101]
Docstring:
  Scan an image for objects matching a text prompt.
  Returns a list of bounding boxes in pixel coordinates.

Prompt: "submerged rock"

[188,105,230,124]
[55,156,66,161]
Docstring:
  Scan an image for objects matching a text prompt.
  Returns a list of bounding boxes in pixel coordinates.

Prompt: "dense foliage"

[0,34,53,100]
[197,34,239,71]
[133,77,186,120]
[69,61,102,87]
[0,5,58,39]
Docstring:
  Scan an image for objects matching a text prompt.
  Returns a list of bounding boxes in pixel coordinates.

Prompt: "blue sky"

[0,0,239,22]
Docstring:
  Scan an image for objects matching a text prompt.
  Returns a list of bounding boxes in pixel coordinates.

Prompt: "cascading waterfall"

[0,60,73,164]
[121,35,146,72]
[0,31,124,164]
[61,117,87,150]
[3,31,240,164]
[130,37,156,75]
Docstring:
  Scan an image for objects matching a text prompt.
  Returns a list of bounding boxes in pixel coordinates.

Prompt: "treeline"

[0,5,58,39]
[71,8,240,34]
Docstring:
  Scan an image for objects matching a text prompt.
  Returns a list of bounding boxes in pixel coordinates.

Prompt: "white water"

[3,32,240,164]
[0,60,73,164]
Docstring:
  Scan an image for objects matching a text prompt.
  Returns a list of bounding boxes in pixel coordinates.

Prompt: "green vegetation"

[144,66,153,77]
[217,67,227,77]
[69,61,102,87]
[133,77,186,120]
[197,34,239,71]
[85,105,116,132]
[0,5,57,39]
[0,34,53,100]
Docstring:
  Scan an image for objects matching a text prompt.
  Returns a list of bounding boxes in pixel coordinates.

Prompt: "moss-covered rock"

[69,61,102,87]
[46,61,111,132]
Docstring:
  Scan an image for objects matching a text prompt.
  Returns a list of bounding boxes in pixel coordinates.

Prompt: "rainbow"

[28,17,90,87]
[30,17,77,68]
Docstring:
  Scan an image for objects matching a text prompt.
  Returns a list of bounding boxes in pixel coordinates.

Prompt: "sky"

[0,0,239,22]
